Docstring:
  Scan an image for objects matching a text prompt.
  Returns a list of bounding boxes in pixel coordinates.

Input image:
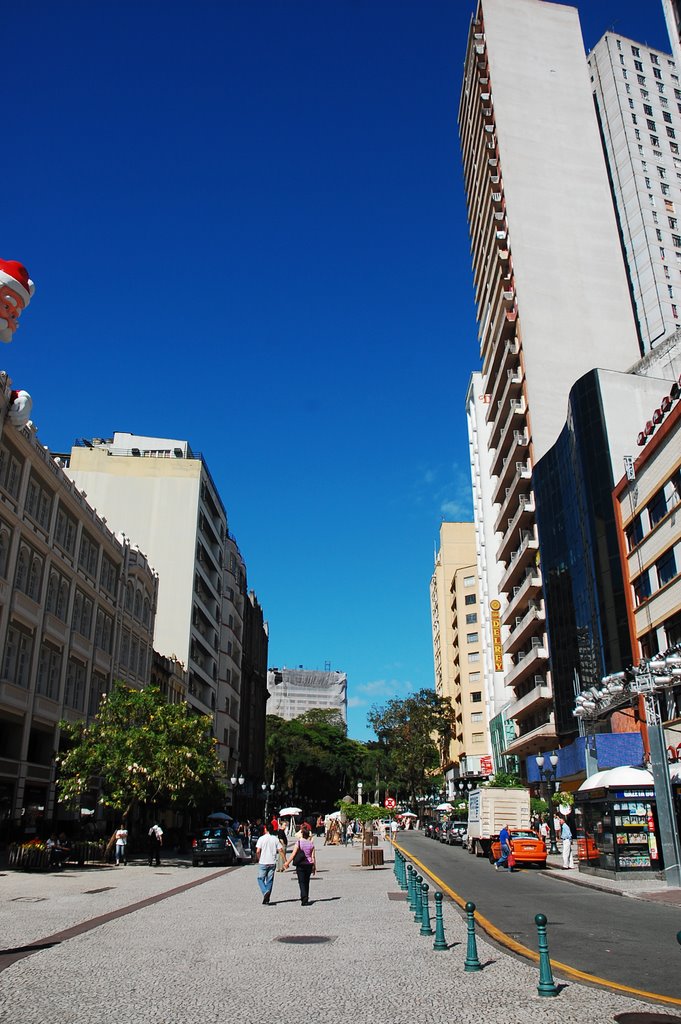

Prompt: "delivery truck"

[466,787,530,858]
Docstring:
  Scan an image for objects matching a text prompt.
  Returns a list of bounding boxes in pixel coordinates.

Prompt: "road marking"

[394,841,681,1008]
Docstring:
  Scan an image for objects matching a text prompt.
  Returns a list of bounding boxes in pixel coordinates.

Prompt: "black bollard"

[464,901,482,972]
[535,914,559,997]
[433,891,447,951]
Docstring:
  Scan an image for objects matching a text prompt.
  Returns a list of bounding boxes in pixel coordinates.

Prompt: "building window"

[25,475,53,531]
[55,507,77,555]
[644,104,653,116]
[651,53,659,65]
[471,712,483,723]
[36,644,62,700]
[78,532,99,577]
[638,74,646,85]
[633,571,652,605]
[0,525,10,578]
[657,549,678,588]
[463,575,475,587]
[631,45,640,57]
[469,671,481,682]
[657,229,663,241]
[464,594,476,606]
[471,732,484,743]
[633,114,639,126]
[466,631,479,643]
[634,60,643,72]
[467,651,480,663]
[654,67,662,80]
[471,691,482,703]
[465,613,478,624]
[64,658,86,711]
[647,119,657,131]
[3,625,33,687]
[648,486,668,527]
[626,516,644,550]
[668,127,677,139]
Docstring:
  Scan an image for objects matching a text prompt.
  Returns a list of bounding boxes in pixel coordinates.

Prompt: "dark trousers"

[148,839,161,865]
[295,863,313,903]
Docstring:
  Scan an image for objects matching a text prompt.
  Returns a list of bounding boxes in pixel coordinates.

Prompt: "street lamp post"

[230,771,245,821]
[535,754,559,855]
[261,781,275,821]
[357,781,363,805]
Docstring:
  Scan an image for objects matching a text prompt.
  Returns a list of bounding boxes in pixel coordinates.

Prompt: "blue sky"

[3,1,670,740]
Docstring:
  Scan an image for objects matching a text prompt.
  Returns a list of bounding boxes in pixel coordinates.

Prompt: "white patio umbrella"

[436,803,454,812]
[400,811,418,818]
[278,806,302,817]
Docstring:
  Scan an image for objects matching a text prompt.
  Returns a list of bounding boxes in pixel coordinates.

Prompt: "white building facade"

[266,668,348,724]
[458,0,641,763]
[589,33,681,351]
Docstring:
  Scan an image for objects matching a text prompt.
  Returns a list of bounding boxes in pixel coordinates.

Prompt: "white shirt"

[256,833,281,866]
[115,829,128,846]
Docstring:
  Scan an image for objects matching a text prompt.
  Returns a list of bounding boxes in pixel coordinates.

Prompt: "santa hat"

[0,259,35,308]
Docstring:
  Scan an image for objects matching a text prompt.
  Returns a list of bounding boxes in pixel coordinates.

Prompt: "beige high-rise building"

[458,0,641,763]
[66,433,248,784]
[430,522,492,795]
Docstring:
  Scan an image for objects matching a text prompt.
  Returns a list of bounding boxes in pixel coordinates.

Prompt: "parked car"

[447,823,468,847]
[191,826,250,866]
[489,828,547,868]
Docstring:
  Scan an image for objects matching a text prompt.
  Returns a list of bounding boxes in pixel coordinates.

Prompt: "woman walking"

[284,827,316,905]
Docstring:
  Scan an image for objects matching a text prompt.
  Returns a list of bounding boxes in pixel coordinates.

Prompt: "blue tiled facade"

[525,732,644,783]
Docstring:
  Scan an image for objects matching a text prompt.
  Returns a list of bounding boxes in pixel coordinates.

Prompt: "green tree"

[367,689,456,810]
[57,683,225,819]
[266,709,366,810]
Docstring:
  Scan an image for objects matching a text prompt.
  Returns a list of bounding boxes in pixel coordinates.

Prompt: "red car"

[490,828,547,868]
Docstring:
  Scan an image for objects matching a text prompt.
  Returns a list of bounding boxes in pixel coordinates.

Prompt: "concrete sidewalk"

[0,841,678,1024]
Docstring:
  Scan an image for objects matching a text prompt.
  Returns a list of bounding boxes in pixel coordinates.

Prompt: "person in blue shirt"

[495,824,514,871]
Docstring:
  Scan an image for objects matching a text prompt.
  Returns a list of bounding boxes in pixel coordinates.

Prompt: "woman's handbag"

[506,850,515,868]
[292,843,308,866]
[275,849,285,872]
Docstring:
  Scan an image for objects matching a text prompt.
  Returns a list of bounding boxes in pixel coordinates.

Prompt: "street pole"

[643,690,681,887]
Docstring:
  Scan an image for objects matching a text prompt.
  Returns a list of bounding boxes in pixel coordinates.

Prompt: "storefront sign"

[480,755,493,777]
[490,599,503,671]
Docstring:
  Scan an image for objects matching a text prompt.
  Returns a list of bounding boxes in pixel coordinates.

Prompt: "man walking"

[148,823,163,866]
[494,823,514,871]
[256,822,283,905]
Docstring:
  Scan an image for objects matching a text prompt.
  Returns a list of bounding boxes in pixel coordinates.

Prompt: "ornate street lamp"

[535,754,559,854]
[230,771,245,819]
[261,780,275,820]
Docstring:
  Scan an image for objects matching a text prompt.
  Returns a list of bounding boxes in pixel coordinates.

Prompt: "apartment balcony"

[503,718,557,760]
[483,331,519,391]
[491,435,530,507]
[502,566,543,625]
[507,680,552,719]
[505,641,548,690]
[504,599,545,655]
[498,528,539,594]
[497,495,536,564]
[493,464,532,533]
[490,407,528,477]
[486,364,523,429]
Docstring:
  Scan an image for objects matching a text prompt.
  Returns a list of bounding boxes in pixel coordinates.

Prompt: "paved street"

[1,840,679,1024]
[398,831,681,1000]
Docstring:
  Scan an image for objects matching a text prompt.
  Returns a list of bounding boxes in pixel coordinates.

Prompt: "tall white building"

[589,33,681,351]
[458,0,641,763]
[266,667,347,724]
[66,433,246,780]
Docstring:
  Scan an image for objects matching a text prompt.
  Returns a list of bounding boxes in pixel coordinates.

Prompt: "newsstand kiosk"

[573,766,678,879]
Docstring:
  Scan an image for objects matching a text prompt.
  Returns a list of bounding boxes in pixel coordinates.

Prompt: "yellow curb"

[394,841,681,1008]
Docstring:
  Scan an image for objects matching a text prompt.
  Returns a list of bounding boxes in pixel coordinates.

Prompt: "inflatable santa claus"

[0,258,35,343]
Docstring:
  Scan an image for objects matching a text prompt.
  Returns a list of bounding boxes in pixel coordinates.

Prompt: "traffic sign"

[384,797,396,809]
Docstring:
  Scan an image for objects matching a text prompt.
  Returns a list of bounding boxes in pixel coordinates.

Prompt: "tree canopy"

[266,709,369,810]
[367,688,456,809]
[57,683,225,818]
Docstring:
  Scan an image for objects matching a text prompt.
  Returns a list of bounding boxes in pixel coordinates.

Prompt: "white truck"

[466,787,530,858]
